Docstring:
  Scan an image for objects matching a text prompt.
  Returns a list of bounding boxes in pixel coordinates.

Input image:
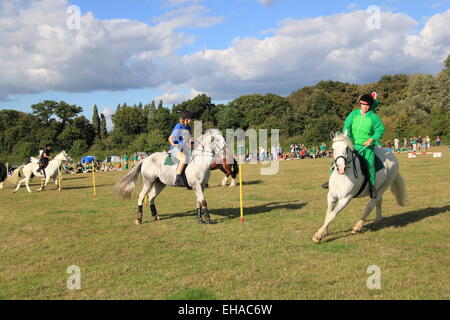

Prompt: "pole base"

[240,218,245,223]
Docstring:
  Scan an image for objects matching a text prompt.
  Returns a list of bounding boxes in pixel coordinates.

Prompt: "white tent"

[104,155,122,163]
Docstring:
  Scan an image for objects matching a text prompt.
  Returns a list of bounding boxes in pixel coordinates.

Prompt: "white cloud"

[1,1,449,104]
[100,107,114,131]
[162,9,450,100]
[154,89,204,105]
[0,0,221,100]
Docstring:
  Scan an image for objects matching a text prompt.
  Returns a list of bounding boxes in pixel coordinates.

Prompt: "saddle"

[164,154,192,190]
[354,153,385,197]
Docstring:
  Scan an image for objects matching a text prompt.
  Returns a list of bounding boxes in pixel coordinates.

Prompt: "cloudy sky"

[1,0,449,121]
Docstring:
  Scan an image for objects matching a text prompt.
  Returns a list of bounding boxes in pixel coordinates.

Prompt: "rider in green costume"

[343,93,384,198]
[322,93,384,199]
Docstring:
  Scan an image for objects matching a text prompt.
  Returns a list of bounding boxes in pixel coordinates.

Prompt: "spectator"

[394,138,400,151]
[426,136,431,151]
[436,136,442,147]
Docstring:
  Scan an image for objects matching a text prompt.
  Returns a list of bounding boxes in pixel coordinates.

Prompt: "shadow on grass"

[62,184,110,190]
[206,180,263,189]
[323,205,450,243]
[157,201,307,223]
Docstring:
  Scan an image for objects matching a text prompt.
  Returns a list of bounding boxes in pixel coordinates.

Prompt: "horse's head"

[331,131,354,176]
[197,129,227,157]
[55,151,71,162]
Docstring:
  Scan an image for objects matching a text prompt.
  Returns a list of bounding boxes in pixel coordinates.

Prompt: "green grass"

[0,147,449,300]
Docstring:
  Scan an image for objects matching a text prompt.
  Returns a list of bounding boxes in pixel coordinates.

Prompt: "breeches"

[355,144,376,185]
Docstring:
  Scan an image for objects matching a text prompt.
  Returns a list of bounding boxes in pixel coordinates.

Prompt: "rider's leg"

[175,152,189,187]
[357,145,377,198]
[176,152,186,175]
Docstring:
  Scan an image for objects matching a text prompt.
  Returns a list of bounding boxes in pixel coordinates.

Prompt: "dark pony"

[210,156,239,187]
[0,162,7,189]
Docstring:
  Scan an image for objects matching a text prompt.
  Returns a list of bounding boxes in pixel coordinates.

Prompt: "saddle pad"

[164,155,174,166]
[375,155,384,172]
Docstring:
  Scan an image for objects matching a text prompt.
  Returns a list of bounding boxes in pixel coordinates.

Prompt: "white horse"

[313,132,407,243]
[11,151,70,194]
[115,129,227,225]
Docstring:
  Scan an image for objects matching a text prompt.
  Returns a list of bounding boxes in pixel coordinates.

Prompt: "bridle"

[333,140,360,179]
[191,137,217,159]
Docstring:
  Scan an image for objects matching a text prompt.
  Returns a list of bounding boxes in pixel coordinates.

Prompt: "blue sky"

[1,0,449,122]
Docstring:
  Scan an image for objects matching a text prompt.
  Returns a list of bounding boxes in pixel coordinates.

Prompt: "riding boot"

[175,174,185,187]
[369,184,378,199]
[197,208,205,224]
[321,181,329,189]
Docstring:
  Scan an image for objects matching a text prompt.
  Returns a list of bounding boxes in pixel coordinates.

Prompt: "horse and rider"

[313,92,407,243]
[321,92,383,199]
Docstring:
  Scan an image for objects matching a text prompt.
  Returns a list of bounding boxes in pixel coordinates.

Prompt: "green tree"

[100,113,108,138]
[92,105,101,140]
[54,101,82,126]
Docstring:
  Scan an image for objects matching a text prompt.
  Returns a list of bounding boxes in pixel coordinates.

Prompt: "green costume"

[343,108,384,186]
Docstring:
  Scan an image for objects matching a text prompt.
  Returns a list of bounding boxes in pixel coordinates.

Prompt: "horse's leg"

[147,181,165,222]
[220,166,229,186]
[375,196,383,223]
[193,187,210,224]
[352,199,378,234]
[136,180,152,225]
[25,177,33,194]
[13,179,23,193]
[313,195,352,243]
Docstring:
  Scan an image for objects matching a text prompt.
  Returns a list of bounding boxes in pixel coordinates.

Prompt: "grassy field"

[0,147,449,300]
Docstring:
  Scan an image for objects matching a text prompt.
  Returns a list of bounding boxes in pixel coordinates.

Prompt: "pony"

[210,147,239,187]
[115,129,228,225]
[0,162,7,190]
[312,132,406,243]
[11,151,70,194]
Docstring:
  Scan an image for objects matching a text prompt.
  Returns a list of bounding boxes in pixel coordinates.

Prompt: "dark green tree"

[100,113,108,138]
[92,105,101,140]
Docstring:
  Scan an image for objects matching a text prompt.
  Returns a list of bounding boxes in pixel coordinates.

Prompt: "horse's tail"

[232,158,239,179]
[114,160,144,199]
[391,173,407,207]
[9,166,24,185]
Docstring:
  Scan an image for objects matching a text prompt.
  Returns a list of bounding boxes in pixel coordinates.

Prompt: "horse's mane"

[333,132,355,151]
[203,129,227,151]
[204,129,223,137]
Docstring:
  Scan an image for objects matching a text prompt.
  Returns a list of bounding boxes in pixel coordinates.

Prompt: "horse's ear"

[330,132,335,140]
[343,131,348,137]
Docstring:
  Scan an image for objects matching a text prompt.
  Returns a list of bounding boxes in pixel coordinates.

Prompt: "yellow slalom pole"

[92,161,97,198]
[58,164,62,192]
[238,145,245,223]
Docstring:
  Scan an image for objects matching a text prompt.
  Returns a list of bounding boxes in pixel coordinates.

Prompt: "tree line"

[1,55,449,164]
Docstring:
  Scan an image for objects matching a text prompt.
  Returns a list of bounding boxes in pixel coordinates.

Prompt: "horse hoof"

[153,216,160,222]
[312,235,321,244]
[135,219,143,225]
[352,221,364,234]
[198,219,206,225]
[205,219,212,225]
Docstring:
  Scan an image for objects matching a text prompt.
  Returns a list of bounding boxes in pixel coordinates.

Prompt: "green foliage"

[70,139,89,157]
[147,103,175,136]
[92,105,101,140]
[132,130,168,153]
[12,142,36,162]
[172,94,217,123]
[100,113,108,138]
